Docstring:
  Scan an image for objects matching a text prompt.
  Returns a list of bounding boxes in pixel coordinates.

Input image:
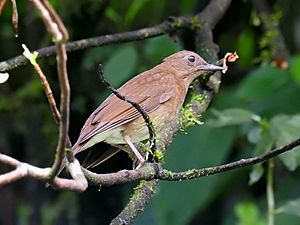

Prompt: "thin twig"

[157,137,300,180]
[98,64,157,161]
[22,44,61,124]
[83,137,300,186]
[0,0,7,16]
[10,0,18,37]
[267,160,275,225]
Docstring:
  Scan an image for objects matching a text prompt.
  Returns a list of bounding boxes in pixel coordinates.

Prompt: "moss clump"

[189,16,200,30]
[180,94,206,129]
[154,150,164,162]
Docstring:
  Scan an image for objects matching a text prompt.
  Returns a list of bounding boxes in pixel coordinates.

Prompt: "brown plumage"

[63,50,223,171]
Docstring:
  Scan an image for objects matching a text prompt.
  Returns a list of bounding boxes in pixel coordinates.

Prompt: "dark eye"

[187,55,195,63]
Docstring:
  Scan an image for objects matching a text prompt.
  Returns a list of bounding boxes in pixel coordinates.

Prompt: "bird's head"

[163,50,223,83]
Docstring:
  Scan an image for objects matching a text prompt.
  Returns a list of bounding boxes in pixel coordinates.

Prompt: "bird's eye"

[187,55,196,63]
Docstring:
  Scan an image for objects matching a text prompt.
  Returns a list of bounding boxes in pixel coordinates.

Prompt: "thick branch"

[252,0,289,67]
[0,153,87,191]
[110,180,158,225]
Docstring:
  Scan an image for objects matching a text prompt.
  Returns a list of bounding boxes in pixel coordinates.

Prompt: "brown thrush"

[64,50,223,170]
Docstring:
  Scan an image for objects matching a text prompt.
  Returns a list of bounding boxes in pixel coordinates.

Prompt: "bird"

[62,50,223,172]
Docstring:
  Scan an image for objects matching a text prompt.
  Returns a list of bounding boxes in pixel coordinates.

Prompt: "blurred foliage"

[234,201,265,225]
[0,1,300,225]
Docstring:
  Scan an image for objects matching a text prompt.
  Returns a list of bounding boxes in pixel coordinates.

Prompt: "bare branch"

[0,153,87,192]
[22,44,61,124]
[252,0,289,68]
[29,0,63,42]
[0,16,191,72]
[0,0,7,16]
[50,42,71,177]
[10,0,18,37]
[83,137,300,186]
[27,0,71,179]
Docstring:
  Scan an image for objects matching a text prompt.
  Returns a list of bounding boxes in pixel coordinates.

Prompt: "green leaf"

[235,202,266,225]
[16,77,43,99]
[125,0,150,24]
[180,0,197,13]
[237,66,289,101]
[103,45,138,87]
[276,198,300,218]
[249,164,264,185]
[144,36,180,63]
[270,114,300,171]
[236,29,255,67]
[289,55,300,84]
[207,108,257,127]
[82,47,111,70]
[248,127,273,185]
[105,7,122,24]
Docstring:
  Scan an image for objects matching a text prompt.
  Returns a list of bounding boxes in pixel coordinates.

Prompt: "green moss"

[64,147,71,153]
[189,16,200,30]
[180,93,206,130]
[154,150,164,161]
[172,20,183,28]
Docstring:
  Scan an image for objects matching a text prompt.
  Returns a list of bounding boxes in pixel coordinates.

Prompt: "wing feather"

[76,72,175,145]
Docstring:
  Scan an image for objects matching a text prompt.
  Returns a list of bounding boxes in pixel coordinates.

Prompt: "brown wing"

[76,72,175,145]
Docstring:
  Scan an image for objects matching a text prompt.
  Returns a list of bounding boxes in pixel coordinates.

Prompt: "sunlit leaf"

[276,198,300,218]
[0,72,9,83]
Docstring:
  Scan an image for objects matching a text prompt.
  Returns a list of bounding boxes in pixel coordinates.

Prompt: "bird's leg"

[122,133,146,167]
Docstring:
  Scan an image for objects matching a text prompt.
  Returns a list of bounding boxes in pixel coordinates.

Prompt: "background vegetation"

[0,0,300,225]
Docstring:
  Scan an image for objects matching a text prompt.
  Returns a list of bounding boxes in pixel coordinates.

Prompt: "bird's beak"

[197,63,223,71]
